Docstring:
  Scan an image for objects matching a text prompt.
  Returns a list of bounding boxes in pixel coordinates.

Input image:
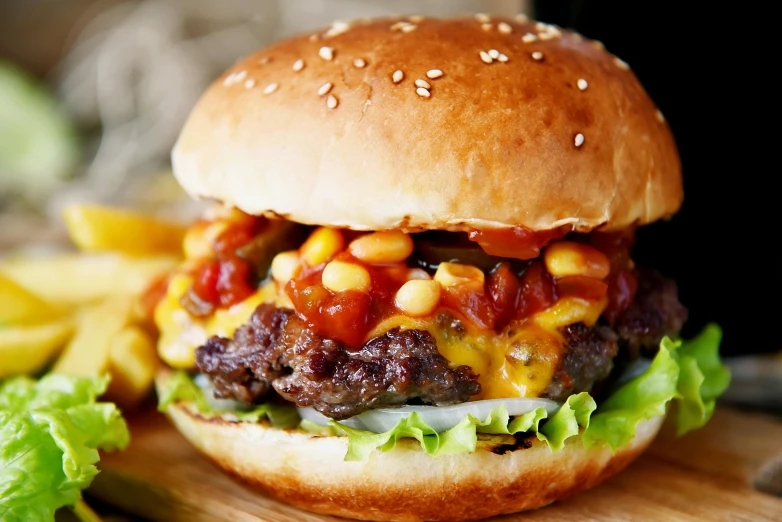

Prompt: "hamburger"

[153,14,729,521]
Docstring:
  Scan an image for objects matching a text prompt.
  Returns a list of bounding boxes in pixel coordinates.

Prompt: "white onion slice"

[355,398,560,434]
[297,407,365,430]
[193,373,252,412]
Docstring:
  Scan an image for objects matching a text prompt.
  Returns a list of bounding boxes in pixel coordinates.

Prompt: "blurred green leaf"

[0,60,78,198]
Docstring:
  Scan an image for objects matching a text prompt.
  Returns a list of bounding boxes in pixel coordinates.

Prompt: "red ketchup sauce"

[285,252,407,348]
[588,229,638,325]
[468,226,570,260]
[182,214,266,316]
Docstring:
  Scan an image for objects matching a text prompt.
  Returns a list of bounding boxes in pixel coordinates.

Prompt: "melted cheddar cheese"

[156,276,285,368]
[369,296,606,399]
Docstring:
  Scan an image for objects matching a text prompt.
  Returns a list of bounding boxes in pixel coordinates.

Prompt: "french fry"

[53,297,133,376]
[0,253,179,305]
[63,204,187,255]
[0,274,60,324]
[0,318,74,378]
[104,326,158,408]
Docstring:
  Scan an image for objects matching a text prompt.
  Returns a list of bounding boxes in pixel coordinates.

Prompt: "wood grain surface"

[90,407,782,521]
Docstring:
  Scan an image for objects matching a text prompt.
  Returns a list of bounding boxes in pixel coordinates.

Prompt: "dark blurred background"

[0,0,775,357]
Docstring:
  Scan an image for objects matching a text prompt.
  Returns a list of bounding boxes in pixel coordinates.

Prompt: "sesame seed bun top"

[172,15,682,233]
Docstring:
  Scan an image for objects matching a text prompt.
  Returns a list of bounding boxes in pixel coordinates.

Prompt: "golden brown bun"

[173,15,681,233]
[159,384,663,521]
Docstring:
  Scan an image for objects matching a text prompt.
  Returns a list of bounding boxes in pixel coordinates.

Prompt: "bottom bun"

[160,382,662,521]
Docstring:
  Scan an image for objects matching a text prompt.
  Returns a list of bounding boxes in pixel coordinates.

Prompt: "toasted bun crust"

[161,394,663,521]
[173,15,681,233]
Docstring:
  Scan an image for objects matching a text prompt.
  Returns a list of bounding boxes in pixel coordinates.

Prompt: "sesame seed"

[547,26,563,37]
[482,23,492,31]
[614,57,629,70]
[309,34,320,43]
[223,70,248,86]
[488,49,500,59]
[416,87,431,98]
[319,46,334,61]
[353,58,367,68]
[391,21,416,32]
[656,110,665,123]
[575,133,585,147]
[591,40,605,50]
[475,13,490,23]
[498,22,513,34]
[539,32,555,41]
[531,51,543,61]
[392,70,404,83]
[577,78,588,91]
[480,51,493,64]
[259,57,271,65]
[318,82,333,96]
[326,94,338,109]
[409,15,425,23]
[535,22,549,31]
[263,82,278,94]
[426,69,443,79]
[522,32,537,43]
[570,33,584,42]
[515,13,529,23]
[293,59,305,72]
[415,79,431,89]
[244,79,256,89]
[325,20,350,37]
[498,53,509,63]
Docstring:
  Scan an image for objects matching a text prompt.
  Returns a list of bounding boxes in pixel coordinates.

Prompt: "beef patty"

[196,305,480,419]
[194,268,686,418]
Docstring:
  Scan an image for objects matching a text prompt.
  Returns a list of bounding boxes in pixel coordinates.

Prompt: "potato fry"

[0,318,74,378]
[63,204,187,255]
[104,326,158,408]
[0,253,178,305]
[0,274,60,325]
[53,297,133,376]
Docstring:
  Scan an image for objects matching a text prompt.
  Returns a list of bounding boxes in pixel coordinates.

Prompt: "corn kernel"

[300,227,344,266]
[271,251,302,283]
[543,241,611,279]
[183,221,228,259]
[395,280,441,316]
[434,262,485,288]
[348,231,414,264]
[406,268,432,280]
[322,261,371,293]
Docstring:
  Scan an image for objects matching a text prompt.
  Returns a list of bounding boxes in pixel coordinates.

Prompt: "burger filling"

[155,208,687,421]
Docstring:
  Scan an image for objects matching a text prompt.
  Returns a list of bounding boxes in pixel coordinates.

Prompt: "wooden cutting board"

[90,406,782,521]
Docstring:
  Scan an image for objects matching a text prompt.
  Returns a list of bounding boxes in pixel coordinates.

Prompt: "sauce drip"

[182,214,267,316]
[468,226,570,260]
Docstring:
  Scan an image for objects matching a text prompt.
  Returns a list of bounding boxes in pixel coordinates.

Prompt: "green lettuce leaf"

[583,323,730,450]
[158,371,299,429]
[674,324,731,435]
[0,374,129,522]
[582,337,680,450]
[539,392,596,451]
[329,393,595,461]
